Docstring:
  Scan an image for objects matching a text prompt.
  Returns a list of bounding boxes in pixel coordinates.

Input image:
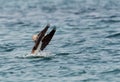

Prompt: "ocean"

[0,0,120,82]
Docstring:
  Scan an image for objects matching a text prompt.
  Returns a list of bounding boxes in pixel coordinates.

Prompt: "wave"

[101,69,120,75]
[106,33,120,38]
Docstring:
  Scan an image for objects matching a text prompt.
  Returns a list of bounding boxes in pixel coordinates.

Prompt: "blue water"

[0,0,120,82]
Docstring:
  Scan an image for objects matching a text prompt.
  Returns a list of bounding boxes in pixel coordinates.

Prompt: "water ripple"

[0,0,120,82]
[106,33,120,38]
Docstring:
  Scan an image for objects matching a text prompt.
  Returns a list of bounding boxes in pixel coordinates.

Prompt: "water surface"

[0,0,120,82]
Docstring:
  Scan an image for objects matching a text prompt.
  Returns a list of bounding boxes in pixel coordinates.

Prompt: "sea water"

[0,0,120,82]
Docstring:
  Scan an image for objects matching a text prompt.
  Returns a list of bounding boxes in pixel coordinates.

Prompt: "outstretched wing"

[31,24,50,54]
[40,27,56,51]
[38,24,50,39]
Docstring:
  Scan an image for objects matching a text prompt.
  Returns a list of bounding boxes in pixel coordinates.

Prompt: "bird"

[31,24,56,54]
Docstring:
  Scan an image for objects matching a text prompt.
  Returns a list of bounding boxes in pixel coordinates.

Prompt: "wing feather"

[40,27,56,51]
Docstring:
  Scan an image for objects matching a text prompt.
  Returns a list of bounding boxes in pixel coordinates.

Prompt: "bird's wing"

[40,27,56,51]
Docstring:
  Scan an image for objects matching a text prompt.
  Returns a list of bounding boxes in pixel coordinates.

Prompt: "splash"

[23,51,55,58]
